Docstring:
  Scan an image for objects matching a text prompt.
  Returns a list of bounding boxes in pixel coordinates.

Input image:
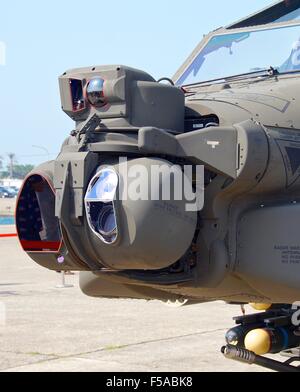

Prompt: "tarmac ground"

[0,198,15,216]
[0,228,276,372]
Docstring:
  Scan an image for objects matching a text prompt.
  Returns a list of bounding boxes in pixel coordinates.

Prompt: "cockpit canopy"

[174,0,300,86]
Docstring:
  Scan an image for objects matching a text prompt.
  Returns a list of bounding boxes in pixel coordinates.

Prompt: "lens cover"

[85,168,119,244]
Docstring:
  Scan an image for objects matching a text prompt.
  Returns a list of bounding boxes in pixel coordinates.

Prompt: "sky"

[0,0,275,167]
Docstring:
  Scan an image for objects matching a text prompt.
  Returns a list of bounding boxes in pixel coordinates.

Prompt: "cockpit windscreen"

[176,23,300,86]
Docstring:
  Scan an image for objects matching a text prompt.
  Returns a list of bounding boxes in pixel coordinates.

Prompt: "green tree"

[12,165,35,179]
[0,164,34,179]
[7,153,16,178]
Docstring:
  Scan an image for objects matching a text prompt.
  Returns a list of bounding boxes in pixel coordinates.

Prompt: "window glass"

[176,24,300,85]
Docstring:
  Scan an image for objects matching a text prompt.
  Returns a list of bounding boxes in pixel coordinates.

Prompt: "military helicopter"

[15,0,300,371]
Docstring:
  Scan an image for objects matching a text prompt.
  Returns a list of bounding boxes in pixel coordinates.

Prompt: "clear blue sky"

[0,0,274,166]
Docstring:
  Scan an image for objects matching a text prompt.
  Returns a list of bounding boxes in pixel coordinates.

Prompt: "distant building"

[0,178,23,189]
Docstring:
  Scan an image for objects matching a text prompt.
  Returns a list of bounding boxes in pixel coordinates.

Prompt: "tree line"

[0,154,34,179]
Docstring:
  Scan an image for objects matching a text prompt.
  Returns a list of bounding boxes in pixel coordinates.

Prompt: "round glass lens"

[86,78,106,107]
[97,205,117,235]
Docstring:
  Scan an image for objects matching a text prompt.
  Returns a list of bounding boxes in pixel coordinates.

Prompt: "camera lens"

[97,205,117,236]
[85,168,119,245]
[86,78,106,107]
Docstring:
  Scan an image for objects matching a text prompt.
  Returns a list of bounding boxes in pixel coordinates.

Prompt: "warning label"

[274,245,300,265]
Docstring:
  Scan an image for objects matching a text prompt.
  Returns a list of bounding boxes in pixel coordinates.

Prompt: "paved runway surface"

[0,234,273,372]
